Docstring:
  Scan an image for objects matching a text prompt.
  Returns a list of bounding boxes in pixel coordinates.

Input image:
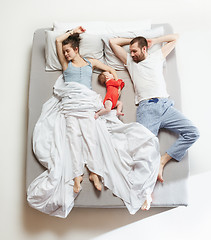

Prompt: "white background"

[0,0,211,239]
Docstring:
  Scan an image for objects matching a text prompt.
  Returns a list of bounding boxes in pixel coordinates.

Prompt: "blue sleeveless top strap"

[63,58,93,89]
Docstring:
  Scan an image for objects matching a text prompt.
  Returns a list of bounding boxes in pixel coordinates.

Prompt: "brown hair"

[130,36,148,50]
[62,33,81,50]
[98,72,107,86]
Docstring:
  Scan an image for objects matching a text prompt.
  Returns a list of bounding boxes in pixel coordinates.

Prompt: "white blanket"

[27,75,160,218]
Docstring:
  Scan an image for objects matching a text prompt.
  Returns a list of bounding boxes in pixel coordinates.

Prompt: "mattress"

[26,23,189,209]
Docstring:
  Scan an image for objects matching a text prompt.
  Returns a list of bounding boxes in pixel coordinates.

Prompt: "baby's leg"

[89,172,102,191]
[116,100,124,116]
[95,100,112,119]
[104,100,112,112]
[73,175,83,193]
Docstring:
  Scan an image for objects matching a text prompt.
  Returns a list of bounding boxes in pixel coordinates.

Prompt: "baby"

[95,71,125,119]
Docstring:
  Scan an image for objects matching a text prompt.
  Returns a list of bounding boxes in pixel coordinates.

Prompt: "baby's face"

[103,71,114,80]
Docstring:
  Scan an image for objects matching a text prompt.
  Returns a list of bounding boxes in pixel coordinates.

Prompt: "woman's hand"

[73,26,86,34]
[88,59,119,81]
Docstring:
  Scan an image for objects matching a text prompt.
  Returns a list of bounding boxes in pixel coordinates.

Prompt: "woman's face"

[63,44,78,61]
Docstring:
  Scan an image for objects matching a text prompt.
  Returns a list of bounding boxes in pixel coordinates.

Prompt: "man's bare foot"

[73,176,83,193]
[141,196,152,211]
[89,173,102,191]
[157,153,172,183]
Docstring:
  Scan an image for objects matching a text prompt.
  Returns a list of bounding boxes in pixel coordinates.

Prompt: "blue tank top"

[63,58,92,89]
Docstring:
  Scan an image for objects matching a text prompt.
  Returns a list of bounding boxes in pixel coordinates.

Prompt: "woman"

[55,26,119,193]
[27,26,160,217]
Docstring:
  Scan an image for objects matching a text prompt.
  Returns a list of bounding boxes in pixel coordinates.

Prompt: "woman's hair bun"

[62,33,81,50]
[69,33,81,42]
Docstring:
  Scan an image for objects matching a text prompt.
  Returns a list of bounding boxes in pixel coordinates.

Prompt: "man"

[109,33,199,182]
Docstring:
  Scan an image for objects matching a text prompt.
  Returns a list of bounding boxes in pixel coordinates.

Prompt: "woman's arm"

[55,26,86,70]
[55,31,73,70]
[89,59,119,80]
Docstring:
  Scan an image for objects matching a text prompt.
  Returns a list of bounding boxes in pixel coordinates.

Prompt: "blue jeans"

[137,98,200,161]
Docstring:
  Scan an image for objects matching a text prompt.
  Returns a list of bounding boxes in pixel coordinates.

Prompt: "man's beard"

[132,52,145,63]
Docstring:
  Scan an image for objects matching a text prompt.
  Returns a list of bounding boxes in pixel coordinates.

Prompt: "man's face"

[130,42,145,63]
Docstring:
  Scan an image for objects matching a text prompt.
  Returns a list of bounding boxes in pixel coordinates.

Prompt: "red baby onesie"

[103,79,125,109]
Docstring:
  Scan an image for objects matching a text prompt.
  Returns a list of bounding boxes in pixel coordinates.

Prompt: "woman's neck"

[71,54,87,67]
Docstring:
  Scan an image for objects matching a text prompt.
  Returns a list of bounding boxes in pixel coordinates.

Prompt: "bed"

[26,22,189,213]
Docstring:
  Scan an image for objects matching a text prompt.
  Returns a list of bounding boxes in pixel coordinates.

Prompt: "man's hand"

[147,39,154,48]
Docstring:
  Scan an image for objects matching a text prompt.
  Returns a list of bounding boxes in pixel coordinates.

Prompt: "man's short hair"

[130,36,148,50]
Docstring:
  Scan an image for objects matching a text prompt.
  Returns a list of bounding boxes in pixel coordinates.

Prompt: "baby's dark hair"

[98,72,107,86]
[62,33,81,50]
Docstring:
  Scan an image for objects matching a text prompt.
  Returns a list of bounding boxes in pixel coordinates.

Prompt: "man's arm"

[148,34,179,58]
[109,38,132,65]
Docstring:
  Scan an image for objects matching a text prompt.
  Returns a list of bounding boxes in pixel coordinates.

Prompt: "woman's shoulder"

[85,58,93,67]
[63,61,72,72]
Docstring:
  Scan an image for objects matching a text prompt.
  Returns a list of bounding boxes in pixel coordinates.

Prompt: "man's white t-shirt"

[125,49,169,104]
